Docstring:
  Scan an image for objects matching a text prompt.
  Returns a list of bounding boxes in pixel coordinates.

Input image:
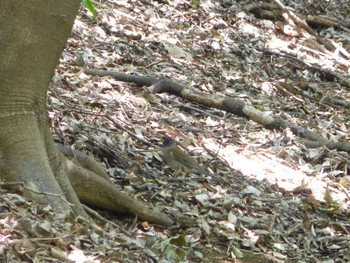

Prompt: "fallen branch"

[85,69,350,152]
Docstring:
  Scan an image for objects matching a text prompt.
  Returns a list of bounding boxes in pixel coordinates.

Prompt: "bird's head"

[161,135,177,147]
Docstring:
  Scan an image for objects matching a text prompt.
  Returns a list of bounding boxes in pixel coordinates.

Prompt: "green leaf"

[159,235,188,261]
[82,0,97,20]
[191,0,201,8]
[169,235,187,247]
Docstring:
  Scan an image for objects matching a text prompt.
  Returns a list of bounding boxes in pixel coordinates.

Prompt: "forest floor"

[1,0,350,262]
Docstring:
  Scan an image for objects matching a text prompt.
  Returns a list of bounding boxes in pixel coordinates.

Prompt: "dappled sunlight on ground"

[205,140,346,203]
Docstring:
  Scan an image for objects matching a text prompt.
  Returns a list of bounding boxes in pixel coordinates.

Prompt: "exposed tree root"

[56,143,112,182]
[58,145,174,226]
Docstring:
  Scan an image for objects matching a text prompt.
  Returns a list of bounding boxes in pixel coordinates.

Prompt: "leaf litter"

[2,0,350,262]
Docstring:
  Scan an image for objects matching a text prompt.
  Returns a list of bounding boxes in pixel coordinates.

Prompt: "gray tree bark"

[0,1,174,226]
[0,0,85,218]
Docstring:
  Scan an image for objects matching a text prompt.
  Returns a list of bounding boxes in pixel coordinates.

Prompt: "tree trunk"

[0,1,174,226]
[0,0,85,217]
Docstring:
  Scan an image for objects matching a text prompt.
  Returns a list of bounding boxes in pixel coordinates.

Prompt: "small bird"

[161,136,213,176]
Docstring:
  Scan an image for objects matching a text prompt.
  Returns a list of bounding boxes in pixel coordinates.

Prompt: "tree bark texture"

[0,1,84,217]
[0,2,174,226]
